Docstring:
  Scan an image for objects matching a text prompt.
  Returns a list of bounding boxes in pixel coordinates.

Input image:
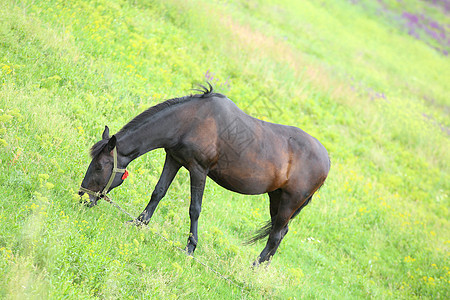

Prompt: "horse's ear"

[107,135,116,152]
[102,126,110,140]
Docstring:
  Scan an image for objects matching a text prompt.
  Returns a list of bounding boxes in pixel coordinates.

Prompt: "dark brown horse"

[79,85,330,265]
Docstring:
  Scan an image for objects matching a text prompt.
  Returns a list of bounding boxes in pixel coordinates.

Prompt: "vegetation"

[1,0,448,298]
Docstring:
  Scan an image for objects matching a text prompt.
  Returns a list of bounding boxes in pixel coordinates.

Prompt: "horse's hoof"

[185,243,196,256]
[185,247,194,256]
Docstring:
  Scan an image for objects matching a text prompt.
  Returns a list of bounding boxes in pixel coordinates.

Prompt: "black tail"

[245,220,272,245]
[245,195,314,245]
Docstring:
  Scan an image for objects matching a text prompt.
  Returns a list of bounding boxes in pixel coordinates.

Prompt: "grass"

[1,0,449,298]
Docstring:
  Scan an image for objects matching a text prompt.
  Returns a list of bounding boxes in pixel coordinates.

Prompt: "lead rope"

[101,195,248,293]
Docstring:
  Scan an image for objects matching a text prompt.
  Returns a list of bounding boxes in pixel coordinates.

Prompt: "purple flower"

[424,27,441,41]
[402,12,419,24]
[429,21,443,31]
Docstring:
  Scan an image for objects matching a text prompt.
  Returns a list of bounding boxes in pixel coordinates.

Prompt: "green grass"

[1,0,449,298]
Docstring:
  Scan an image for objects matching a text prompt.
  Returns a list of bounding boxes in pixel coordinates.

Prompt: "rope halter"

[79,146,127,199]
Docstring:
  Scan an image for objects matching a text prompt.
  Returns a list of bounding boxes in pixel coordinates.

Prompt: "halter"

[79,146,127,199]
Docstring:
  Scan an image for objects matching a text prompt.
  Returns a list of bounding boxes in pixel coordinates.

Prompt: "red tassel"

[122,170,129,180]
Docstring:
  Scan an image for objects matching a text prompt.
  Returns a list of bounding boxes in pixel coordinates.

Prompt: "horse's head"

[79,126,128,207]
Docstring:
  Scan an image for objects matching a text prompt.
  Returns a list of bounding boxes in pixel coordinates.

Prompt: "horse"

[79,84,330,265]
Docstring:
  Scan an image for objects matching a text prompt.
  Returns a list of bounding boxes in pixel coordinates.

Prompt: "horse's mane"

[90,83,221,157]
[90,139,108,158]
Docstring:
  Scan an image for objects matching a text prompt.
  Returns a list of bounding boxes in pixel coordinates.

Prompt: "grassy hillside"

[1,0,448,298]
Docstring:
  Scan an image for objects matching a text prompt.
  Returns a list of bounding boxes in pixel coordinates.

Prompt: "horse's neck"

[116,110,181,165]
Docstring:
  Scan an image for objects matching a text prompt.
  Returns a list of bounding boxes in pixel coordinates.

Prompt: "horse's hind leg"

[255,191,304,265]
[269,190,289,240]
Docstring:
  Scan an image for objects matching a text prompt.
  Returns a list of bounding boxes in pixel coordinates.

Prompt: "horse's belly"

[207,165,281,195]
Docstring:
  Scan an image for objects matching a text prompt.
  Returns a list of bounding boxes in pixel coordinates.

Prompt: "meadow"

[0,0,449,298]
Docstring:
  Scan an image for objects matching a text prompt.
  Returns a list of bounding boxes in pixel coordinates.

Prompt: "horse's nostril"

[78,191,85,196]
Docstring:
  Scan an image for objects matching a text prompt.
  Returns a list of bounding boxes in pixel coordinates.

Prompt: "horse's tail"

[245,194,314,245]
[245,220,272,245]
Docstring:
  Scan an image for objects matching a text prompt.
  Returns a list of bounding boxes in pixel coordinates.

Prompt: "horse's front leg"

[186,167,207,255]
[136,154,181,225]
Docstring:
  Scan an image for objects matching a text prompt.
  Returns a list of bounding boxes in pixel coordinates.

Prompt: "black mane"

[89,84,221,158]
[90,84,217,158]
[115,83,220,137]
[90,139,108,158]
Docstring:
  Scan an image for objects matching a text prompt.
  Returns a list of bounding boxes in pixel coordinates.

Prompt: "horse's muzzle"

[78,190,99,207]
